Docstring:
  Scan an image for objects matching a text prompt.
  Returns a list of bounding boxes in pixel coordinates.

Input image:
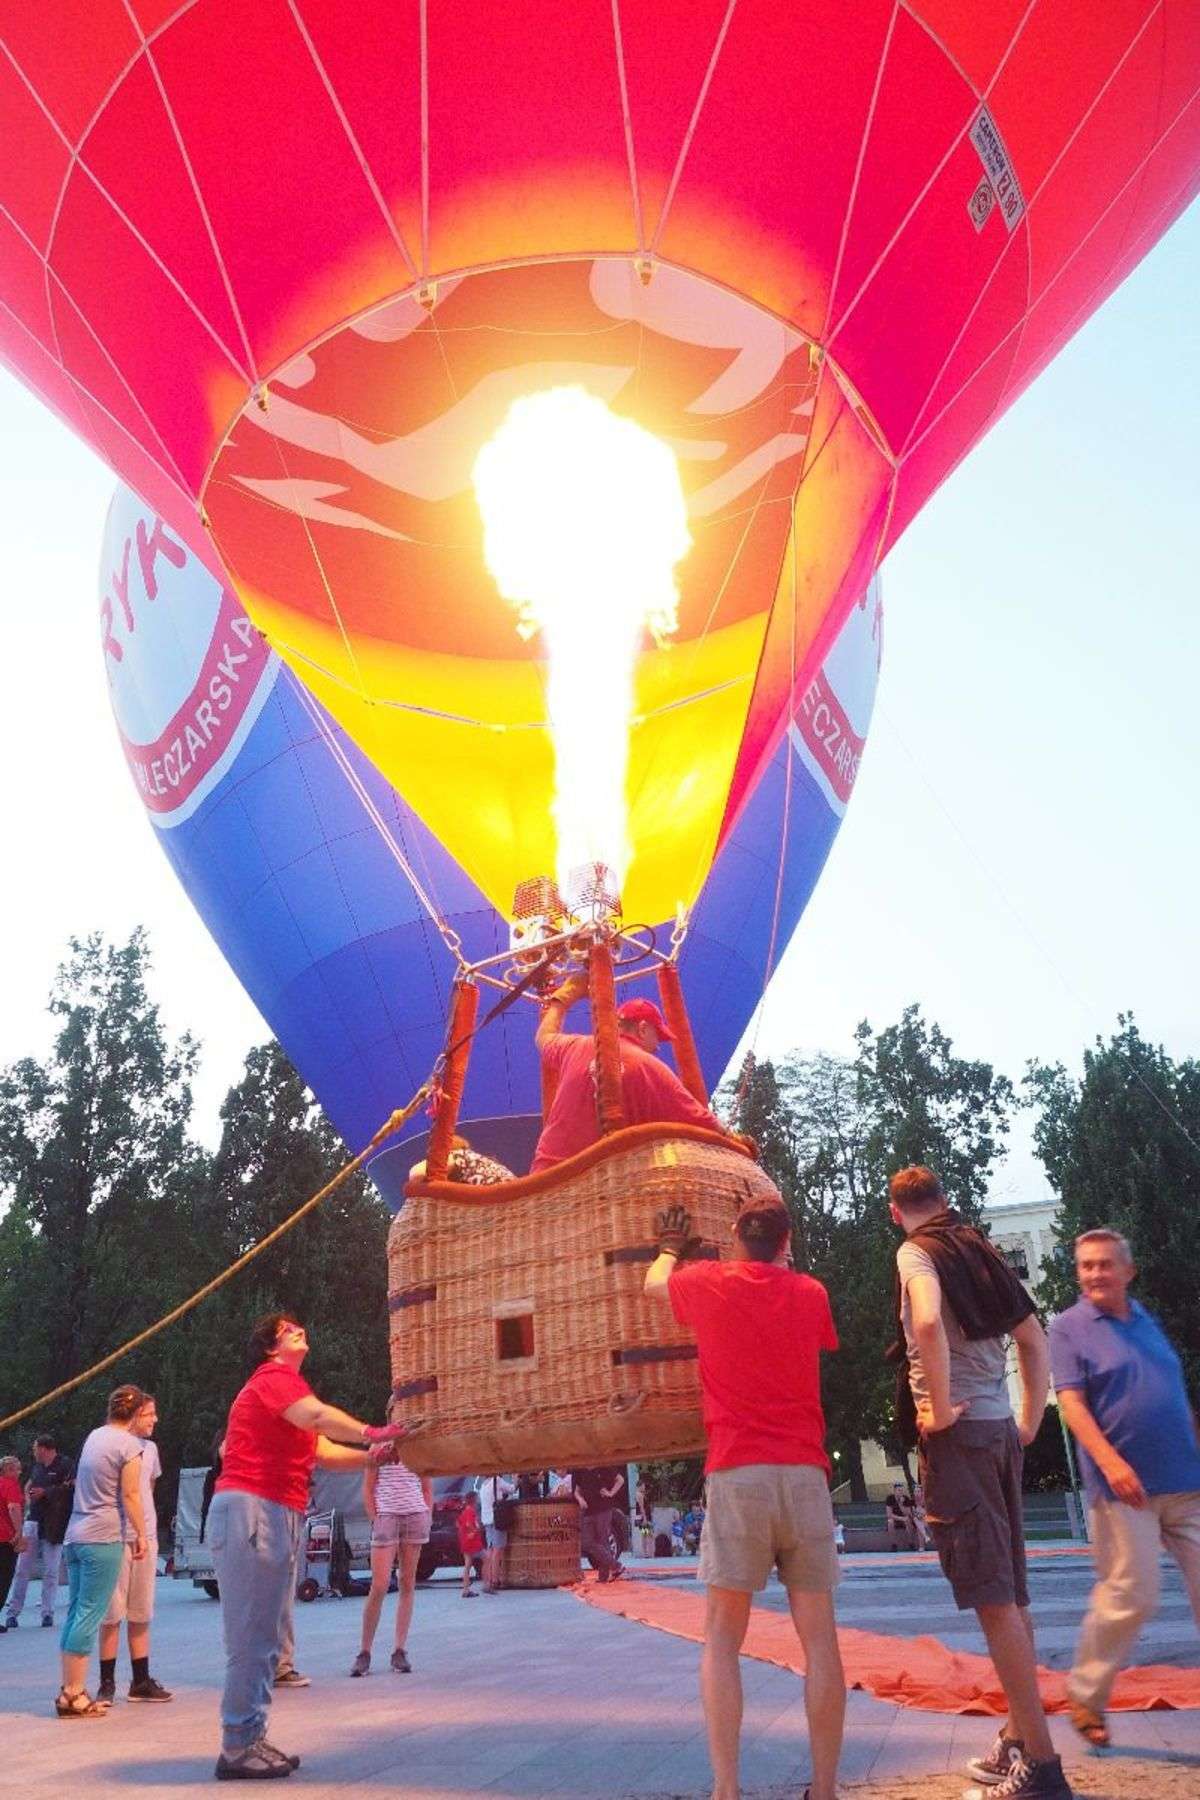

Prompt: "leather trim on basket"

[611,1344,699,1366]
[403,1121,752,1206]
[393,1376,438,1400]
[604,1245,719,1265]
[389,1283,437,1311]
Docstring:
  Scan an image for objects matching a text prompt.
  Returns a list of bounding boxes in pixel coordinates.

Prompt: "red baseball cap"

[615,997,674,1041]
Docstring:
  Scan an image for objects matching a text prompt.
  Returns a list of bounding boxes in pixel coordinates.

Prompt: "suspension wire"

[0,1083,434,1436]
[288,676,465,968]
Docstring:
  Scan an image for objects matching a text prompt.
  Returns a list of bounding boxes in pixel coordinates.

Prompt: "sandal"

[1069,1702,1111,1747]
[55,1687,109,1719]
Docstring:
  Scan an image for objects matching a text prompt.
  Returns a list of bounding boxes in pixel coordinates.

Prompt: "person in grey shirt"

[888,1166,1067,1800]
[55,1385,149,1719]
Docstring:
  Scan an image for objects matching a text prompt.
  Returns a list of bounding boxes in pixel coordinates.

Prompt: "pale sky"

[1,204,1196,1200]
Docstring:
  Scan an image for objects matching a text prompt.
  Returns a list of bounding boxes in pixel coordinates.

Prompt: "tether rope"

[0,1082,432,1435]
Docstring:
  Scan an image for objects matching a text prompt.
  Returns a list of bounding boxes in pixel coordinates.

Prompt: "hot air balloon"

[7,5,1197,1466]
[100,483,881,1207]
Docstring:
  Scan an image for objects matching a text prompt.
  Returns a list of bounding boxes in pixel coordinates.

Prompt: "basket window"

[496,1312,535,1361]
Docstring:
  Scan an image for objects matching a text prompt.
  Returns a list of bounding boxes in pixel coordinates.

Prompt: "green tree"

[168,1041,393,1474]
[1026,1015,1200,1396]
[0,931,205,1472]
[727,1007,1014,1498]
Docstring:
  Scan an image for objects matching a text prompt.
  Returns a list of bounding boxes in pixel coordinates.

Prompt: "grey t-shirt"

[122,1438,161,1544]
[64,1425,144,1546]
[897,1241,1011,1419]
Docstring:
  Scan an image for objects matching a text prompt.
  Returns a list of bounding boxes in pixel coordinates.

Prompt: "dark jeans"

[0,1542,16,1616]
[580,1508,620,1576]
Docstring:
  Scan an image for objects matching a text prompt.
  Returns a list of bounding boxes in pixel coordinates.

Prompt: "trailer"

[172,1466,374,1600]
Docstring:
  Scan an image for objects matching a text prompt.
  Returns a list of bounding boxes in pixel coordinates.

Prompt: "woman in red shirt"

[0,1454,24,1627]
[208,1313,408,1781]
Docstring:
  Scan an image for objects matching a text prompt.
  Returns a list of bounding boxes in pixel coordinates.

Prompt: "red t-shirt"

[0,1474,22,1543]
[531,1033,723,1172]
[216,1361,318,1513]
[456,1502,484,1556]
[669,1260,838,1475]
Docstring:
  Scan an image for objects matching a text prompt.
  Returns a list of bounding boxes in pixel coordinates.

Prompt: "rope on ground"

[0,1083,432,1436]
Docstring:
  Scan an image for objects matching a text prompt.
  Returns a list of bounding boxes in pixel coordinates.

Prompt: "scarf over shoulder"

[885,1208,1038,1449]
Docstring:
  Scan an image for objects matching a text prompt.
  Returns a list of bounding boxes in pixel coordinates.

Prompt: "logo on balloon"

[100,493,277,827]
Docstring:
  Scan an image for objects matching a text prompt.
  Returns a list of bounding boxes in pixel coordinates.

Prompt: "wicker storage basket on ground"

[387,1122,784,1476]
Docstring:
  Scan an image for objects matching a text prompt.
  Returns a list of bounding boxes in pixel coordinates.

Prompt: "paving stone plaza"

[1,1550,1197,1797]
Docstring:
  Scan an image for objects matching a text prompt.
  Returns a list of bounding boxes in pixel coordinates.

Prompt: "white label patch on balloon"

[100,490,278,828]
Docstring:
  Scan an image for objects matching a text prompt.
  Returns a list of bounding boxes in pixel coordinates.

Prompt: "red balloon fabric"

[1,3,1197,888]
[578,1569,1200,1715]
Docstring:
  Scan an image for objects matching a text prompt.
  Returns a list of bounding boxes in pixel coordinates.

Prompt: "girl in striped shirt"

[350,1457,431,1677]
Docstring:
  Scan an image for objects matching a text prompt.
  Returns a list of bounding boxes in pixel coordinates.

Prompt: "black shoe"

[4,1615,16,1629]
[965,1731,1023,1784]
[390,1648,412,1674]
[963,1751,1073,1799]
[128,1676,173,1702]
[214,1739,299,1780]
[41,1614,54,1627]
[97,1676,116,1704]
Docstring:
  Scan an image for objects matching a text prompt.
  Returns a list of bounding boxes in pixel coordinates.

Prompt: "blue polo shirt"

[1049,1297,1200,1503]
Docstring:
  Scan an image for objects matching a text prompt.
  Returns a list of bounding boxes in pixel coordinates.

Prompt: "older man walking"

[1049,1227,1200,1748]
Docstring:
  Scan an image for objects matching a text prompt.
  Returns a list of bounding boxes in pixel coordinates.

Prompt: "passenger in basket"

[408,1133,514,1185]
[529,973,727,1173]
[644,1195,844,1800]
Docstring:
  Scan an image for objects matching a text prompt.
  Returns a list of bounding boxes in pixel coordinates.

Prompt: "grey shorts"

[102,1541,158,1624]
[371,1508,431,1549]
[698,1464,840,1594]
[485,1524,507,1550]
[920,1417,1028,1610]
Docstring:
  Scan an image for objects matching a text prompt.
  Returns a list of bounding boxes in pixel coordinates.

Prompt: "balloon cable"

[0,1082,433,1436]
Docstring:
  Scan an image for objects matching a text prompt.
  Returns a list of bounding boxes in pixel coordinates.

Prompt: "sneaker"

[128,1676,173,1702]
[349,1651,370,1678]
[272,1669,310,1689]
[965,1732,1023,1785]
[963,1750,1073,1800]
[4,1615,16,1629]
[41,1614,54,1627]
[97,1676,116,1705]
[390,1647,412,1674]
[214,1738,299,1780]
[606,1563,625,1582]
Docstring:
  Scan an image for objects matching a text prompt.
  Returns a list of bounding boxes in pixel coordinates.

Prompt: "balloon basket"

[387,1123,782,1476]
[502,1498,581,1588]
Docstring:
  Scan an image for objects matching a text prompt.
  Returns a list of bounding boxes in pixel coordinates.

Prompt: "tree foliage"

[1026,1015,1200,1397]
[0,934,391,1532]
[723,1005,1014,1497]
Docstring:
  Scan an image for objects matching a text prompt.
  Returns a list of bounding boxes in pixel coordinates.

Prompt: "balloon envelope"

[2,4,1197,931]
[100,485,880,1203]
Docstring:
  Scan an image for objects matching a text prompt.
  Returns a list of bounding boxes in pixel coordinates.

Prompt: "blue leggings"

[60,1542,125,1656]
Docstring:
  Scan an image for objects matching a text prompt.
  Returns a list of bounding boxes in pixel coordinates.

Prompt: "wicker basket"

[387,1123,783,1476]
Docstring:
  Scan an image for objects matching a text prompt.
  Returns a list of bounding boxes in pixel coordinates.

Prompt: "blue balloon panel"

[100,488,880,1209]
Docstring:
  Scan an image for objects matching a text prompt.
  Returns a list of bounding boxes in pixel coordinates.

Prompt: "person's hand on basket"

[363,1420,415,1465]
[656,1204,695,1260]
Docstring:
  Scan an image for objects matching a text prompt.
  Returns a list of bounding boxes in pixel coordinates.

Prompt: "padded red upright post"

[426,978,479,1179]
[657,962,708,1106]
[589,939,625,1136]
